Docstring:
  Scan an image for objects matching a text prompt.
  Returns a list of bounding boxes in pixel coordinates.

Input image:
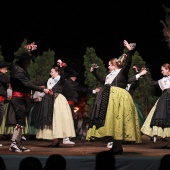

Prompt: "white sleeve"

[39,92,45,97]
[33,91,39,99]
[135,74,140,80]
[7,89,12,97]
[92,90,96,94]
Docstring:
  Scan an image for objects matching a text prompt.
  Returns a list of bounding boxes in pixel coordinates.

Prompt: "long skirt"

[28,106,37,135]
[36,94,76,140]
[86,86,141,143]
[134,100,145,128]
[141,99,170,138]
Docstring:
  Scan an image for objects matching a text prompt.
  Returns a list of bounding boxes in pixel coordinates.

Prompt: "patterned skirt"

[86,86,141,143]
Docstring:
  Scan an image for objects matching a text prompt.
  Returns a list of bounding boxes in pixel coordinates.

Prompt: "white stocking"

[11,124,23,142]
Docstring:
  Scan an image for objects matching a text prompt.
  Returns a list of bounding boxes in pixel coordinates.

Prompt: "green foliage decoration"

[83,47,107,89]
[28,49,55,83]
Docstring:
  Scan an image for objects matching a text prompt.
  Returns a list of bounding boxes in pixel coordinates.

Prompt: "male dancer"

[9,50,49,152]
[62,69,100,144]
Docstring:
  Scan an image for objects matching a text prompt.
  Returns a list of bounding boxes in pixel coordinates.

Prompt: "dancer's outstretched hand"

[123,40,136,50]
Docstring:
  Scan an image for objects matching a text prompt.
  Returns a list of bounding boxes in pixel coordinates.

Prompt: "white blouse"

[47,75,60,89]
[105,69,121,85]
[158,76,170,91]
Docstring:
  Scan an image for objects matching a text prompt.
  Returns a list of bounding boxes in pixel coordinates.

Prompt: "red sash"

[67,100,74,105]
[0,96,5,102]
[12,91,31,100]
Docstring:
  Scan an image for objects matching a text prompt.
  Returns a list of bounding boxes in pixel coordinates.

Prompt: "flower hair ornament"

[57,59,67,68]
[25,42,37,52]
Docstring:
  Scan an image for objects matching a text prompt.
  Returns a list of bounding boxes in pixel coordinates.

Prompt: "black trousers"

[69,103,75,118]
[0,102,4,126]
[10,98,27,126]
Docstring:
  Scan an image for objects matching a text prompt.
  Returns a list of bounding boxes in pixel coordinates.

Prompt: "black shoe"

[109,148,123,155]
[161,145,170,149]
[48,142,60,148]
[113,149,123,155]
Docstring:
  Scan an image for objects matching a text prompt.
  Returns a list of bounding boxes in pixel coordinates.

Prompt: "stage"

[0,135,168,170]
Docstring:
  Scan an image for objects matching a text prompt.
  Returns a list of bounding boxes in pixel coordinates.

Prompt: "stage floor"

[0,135,169,170]
[0,135,169,157]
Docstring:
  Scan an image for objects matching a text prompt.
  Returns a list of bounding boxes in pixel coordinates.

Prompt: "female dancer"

[107,66,147,149]
[31,61,76,147]
[86,40,141,155]
[141,63,170,148]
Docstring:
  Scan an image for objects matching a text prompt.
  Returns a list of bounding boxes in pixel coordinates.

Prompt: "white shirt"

[47,75,60,89]
[33,91,45,101]
[7,88,12,98]
[105,69,121,85]
[126,74,141,91]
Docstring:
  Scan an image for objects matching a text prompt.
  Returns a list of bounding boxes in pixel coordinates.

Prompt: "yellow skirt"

[86,87,141,143]
[36,94,76,140]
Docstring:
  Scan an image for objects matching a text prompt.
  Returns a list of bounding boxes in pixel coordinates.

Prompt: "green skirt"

[86,86,141,143]
[133,100,145,128]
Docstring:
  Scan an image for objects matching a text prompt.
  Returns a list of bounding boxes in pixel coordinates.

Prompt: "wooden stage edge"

[0,134,169,157]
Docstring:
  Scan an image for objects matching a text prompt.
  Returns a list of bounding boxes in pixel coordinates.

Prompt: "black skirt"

[150,89,170,128]
[88,85,110,129]
[30,94,54,129]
